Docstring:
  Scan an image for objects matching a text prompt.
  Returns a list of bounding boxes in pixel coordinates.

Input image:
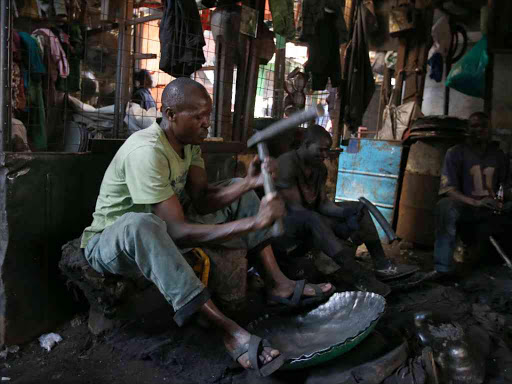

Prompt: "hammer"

[247,105,325,237]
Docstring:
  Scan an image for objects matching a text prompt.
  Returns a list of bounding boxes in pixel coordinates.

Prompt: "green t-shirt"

[81,122,205,248]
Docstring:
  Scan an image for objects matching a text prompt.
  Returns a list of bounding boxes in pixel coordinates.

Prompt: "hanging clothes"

[32,28,69,149]
[18,32,47,151]
[304,12,342,91]
[343,3,375,132]
[300,0,348,43]
[269,0,295,40]
[32,28,69,79]
[56,25,83,93]
[301,0,348,91]
[12,32,26,111]
[159,0,206,77]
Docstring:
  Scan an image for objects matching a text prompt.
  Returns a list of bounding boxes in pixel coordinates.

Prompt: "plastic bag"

[445,36,488,98]
[39,333,62,352]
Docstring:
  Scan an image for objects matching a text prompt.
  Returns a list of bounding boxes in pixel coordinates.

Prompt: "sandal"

[228,335,285,377]
[267,280,335,309]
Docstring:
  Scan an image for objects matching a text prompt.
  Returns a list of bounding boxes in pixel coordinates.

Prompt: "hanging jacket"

[343,3,375,132]
[159,0,206,77]
[300,0,348,44]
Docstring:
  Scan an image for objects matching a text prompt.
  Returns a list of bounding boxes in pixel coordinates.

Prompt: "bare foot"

[224,330,280,369]
[269,280,333,300]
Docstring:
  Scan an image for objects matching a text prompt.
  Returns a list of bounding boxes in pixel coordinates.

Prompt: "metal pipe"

[127,13,162,25]
[113,20,126,138]
[0,0,11,151]
[359,196,398,243]
[489,236,512,270]
[247,105,324,147]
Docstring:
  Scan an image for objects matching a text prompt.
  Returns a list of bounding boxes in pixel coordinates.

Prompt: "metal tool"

[489,236,512,270]
[247,105,324,237]
[359,197,398,243]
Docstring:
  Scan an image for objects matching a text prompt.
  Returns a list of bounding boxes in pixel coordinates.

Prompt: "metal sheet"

[249,291,386,370]
[336,139,403,240]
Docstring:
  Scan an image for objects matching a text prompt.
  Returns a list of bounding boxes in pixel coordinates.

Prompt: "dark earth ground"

[2,245,512,384]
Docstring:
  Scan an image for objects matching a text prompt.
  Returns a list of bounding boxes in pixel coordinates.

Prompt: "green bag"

[445,36,488,98]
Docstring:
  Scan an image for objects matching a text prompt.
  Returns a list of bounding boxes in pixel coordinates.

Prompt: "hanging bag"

[389,0,416,37]
[445,36,488,98]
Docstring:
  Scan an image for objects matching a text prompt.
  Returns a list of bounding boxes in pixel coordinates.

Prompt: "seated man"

[80,78,333,376]
[274,125,416,297]
[431,112,512,278]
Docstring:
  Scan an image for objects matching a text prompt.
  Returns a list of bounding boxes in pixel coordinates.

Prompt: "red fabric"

[200,9,211,31]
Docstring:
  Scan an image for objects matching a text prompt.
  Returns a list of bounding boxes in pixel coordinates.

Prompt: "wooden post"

[213,36,235,140]
[272,35,286,119]
[377,66,392,132]
[400,0,434,107]
[484,0,495,115]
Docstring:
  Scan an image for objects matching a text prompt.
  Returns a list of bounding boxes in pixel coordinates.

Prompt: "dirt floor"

[3,245,512,384]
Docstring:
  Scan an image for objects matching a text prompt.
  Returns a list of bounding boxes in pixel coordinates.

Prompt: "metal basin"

[248,291,387,369]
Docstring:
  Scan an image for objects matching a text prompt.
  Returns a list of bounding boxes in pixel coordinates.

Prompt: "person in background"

[427,112,512,280]
[132,69,157,110]
[274,125,418,297]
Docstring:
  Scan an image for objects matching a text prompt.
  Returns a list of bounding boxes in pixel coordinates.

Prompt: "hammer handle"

[257,143,284,237]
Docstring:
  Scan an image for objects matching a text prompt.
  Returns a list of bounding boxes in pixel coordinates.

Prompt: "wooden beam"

[402,0,434,107]
[213,37,235,140]
[272,36,286,119]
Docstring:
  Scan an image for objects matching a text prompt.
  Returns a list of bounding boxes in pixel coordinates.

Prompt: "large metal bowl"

[248,291,387,370]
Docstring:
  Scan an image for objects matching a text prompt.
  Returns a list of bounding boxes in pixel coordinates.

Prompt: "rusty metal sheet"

[336,139,403,240]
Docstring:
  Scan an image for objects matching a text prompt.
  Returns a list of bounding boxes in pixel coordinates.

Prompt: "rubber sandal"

[376,263,420,282]
[267,280,335,309]
[228,335,285,377]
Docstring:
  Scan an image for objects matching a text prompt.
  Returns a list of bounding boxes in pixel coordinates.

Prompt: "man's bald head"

[161,78,210,112]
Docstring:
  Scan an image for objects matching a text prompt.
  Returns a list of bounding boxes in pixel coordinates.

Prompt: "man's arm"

[152,192,283,247]
[280,185,308,211]
[440,147,497,209]
[186,156,275,215]
[445,189,481,207]
[317,185,361,219]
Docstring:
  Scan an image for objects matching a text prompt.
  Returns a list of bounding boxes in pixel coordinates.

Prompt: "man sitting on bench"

[80,78,334,377]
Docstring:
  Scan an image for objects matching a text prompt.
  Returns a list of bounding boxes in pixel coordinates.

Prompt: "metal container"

[248,291,386,370]
[396,140,456,246]
[336,139,404,241]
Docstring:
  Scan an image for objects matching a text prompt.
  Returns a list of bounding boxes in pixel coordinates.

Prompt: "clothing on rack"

[32,28,69,149]
[159,0,206,77]
[12,32,26,111]
[32,28,69,79]
[56,25,84,93]
[18,31,47,151]
[12,63,27,111]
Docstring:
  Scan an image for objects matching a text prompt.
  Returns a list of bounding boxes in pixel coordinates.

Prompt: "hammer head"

[247,105,324,148]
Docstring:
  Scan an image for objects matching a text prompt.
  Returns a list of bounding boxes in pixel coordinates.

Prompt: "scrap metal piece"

[489,236,512,270]
[248,291,386,370]
[359,196,398,243]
